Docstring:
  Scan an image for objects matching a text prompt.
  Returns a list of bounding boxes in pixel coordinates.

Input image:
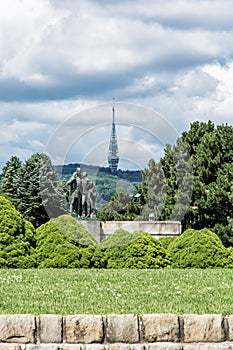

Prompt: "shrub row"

[0,195,232,268]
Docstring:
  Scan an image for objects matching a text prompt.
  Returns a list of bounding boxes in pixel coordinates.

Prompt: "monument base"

[79,220,181,243]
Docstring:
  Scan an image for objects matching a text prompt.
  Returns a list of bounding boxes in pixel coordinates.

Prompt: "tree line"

[0,120,232,245]
[98,121,233,246]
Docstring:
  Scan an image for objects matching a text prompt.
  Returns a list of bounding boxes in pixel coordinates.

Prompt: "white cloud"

[193,60,233,122]
[170,67,218,97]
[0,0,233,172]
[0,0,69,81]
[1,0,233,87]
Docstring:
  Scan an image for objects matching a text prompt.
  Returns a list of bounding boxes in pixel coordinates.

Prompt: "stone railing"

[1,314,233,349]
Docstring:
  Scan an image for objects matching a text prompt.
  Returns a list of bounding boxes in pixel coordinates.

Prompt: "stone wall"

[80,221,181,243]
[1,314,233,349]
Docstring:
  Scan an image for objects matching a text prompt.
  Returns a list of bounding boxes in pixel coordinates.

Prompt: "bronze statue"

[67,168,97,218]
[67,167,82,216]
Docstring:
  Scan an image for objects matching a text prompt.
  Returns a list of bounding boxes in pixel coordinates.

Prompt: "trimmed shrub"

[99,229,143,249]
[35,220,82,268]
[168,228,229,268]
[35,215,97,268]
[52,214,97,246]
[158,236,177,250]
[0,195,36,267]
[97,229,171,269]
[120,233,171,268]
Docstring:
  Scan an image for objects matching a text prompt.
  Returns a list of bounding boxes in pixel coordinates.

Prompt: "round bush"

[168,228,229,268]
[0,195,36,267]
[98,229,171,269]
[52,214,97,246]
[100,229,143,249]
[35,215,97,268]
[35,220,82,268]
[158,236,177,250]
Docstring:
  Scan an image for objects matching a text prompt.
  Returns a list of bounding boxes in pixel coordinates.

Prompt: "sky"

[1,0,233,171]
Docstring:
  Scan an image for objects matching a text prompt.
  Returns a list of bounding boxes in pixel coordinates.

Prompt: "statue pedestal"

[79,220,181,243]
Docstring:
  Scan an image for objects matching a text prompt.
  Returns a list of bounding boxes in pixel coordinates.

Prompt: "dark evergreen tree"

[39,153,67,219]
[14,153,49,227]
[1,156,22,205]
[14,153,67,228]
[182,122,233,233]
[139,159,166,220]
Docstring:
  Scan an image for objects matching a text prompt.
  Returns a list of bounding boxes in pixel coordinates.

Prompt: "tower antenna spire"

[108,98,119,173]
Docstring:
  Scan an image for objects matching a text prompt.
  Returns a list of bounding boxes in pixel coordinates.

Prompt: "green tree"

[97,189,132,220]
[39,153,67,219]
[98,135,193,223]
[1,156,22,205]
[139,159,166,220]
[13,153,67,228]
[182,122,233,232]
[14,153,49,227]
[214,218,233,247]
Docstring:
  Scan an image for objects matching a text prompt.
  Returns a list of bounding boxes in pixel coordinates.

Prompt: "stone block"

[183,343,233,350]
[148,344,182,350]
[227,315,233,341]
[60,345,82,350]
[0,315,36,343]
[25,346,59,350]
[140,314,179,342]
[131,346,145,350]
[106,345,131,350]
[38,315,62,343]
[183,314,225,342]
[64,315,103,344]
[84,345,106,350]
[106,315,139,344]
[0,345,21,350]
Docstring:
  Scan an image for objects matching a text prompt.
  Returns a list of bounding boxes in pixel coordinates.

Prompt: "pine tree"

[140,159,166,220]
[14,153,67,228]
[39,153,67,219]
[14,153,48,227]
[1,156,22,205]
[182,122,233,231]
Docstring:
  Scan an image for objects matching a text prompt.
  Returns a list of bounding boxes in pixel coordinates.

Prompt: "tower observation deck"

[108,98,119,173]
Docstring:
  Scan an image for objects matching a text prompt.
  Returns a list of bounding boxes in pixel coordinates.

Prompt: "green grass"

[0,269,233,315]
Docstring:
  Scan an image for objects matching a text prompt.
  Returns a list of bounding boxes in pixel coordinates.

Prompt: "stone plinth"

[80,220,181,242]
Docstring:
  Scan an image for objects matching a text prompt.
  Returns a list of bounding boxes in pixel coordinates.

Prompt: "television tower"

[108,98,119,173]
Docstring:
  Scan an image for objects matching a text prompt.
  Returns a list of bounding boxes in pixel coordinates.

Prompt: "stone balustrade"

[1,314,233,349]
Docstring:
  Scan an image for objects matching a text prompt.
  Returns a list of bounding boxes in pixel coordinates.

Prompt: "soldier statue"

[67,168,97,218]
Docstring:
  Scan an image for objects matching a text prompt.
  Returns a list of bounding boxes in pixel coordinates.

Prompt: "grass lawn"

[0,268,233,315]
